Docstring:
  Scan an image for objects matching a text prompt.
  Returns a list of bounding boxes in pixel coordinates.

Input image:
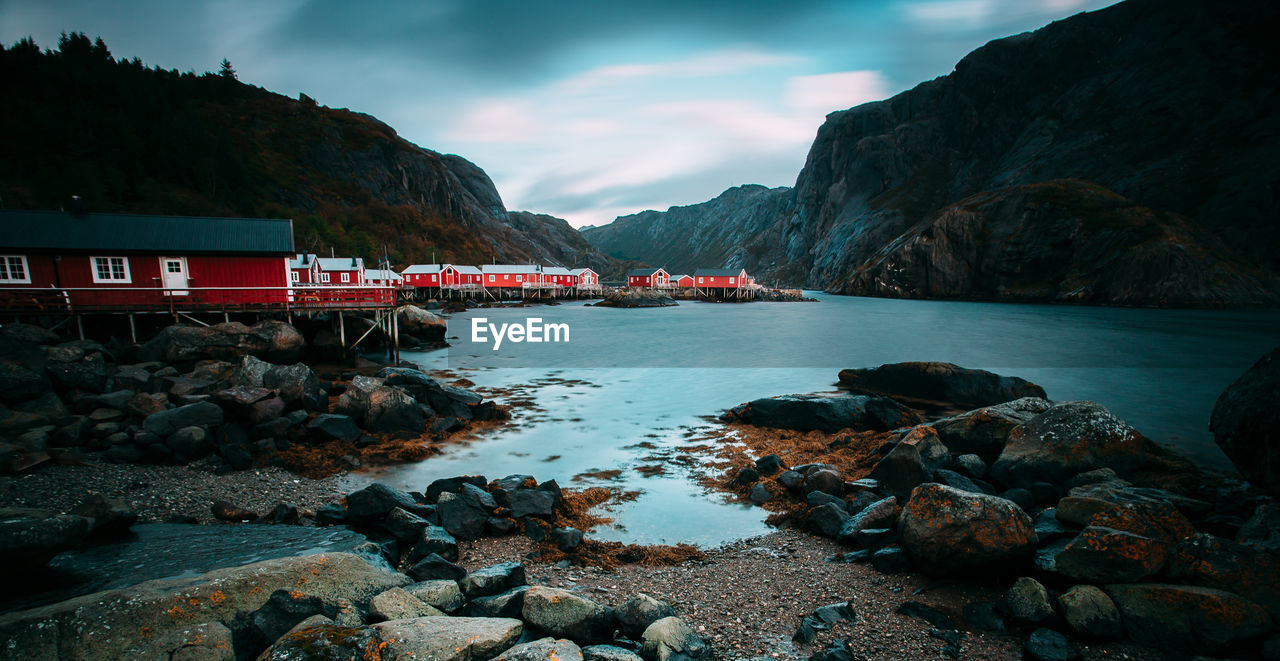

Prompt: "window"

[341,272,350,283]
[430,274,438,282]
[321,273,330,283]
[91,256,130,283]
[0,255,31,283]
[516,274,523,282]
[729,277,735,284]
[698,277,703,283]
[488,274,495,282]
[291,271,299,283]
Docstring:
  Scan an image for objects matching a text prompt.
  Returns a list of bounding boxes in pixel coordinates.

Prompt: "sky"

[1,0,1117,228]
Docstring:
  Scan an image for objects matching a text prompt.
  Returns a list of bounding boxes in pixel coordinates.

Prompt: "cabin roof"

[542,266,573,276]
[627,267,666,277]
[316,257,364,271]
[452,265,482,274]
[0,210,294,255]
[401,264,442,274]
[289,253,319,269]
[570,268,595,276]
[365,269,402,281]
[693,268,745,277]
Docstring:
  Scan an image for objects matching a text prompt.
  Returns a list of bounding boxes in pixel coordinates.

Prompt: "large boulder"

[1105,583,1271,655]
[139,321,305,365]
[461,562,527,599]
[990,401,1147,489]
[0,509,91,575]
[1210,346,1280,492]
[494,638,584,661]
[1054,526,1168,583]
[616,594,677,640]
[929,397,1052,461]
[345,483,417,521]
[838,362,1047,408]
[1057,585,1123,639]
[726,394,920,433]
[898,483,1038,575]
[372,616,523,660]
[397,306,448,342]
[437,491,490,540]
[365,386,425,433]
[0,552,408,660]
[141,401,224,437]
[641,616,712,660]
[1166,532,1280,618]
[521,586,616,643]
[262,363,320,405]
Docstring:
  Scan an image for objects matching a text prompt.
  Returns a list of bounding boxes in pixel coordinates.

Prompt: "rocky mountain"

[581,184,792,279]
[0,33,611,272]
[504,211,626,277]
[584,0,1280,306]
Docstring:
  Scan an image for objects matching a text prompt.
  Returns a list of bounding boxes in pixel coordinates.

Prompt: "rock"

[838,496,898,546]
[998,577,1055,625]
[507,488,556,519]
[0,552,406,660]
[406,579,464,614]
[408,526,459,563]
[365,385,425,433]
[898,483,1038,575]
[867,442,927,496]
[437,491,489,540]
[142,401,224,437]
[852,528,895,550]
[895,601,958,630]
[406,553,466,582]
[166,425,214,460]
[1238,502,1280,550]
[382,507,431,543]
[306,414,362,443]
[462,562,527,599]
[522,586,616,643]
[47,350,108,393]
[1211,346,1280,492]
[1025,628,1078,661]
[641,616,711,660]
[731,466,760,486]
[372,616,523,660]
[1057,585,1122,639]
[932,469,988,495]
[776,470,804,492]
[345,482,417,521]
[0,361,48,404]
[728,394,921,433]
[263,362,319,405]
[552,527,584,551]
[132,621,234,660]
[211,501,258,522]
[1034,509,1077,543]
[494,637,584,661]
[990,401,1147,489]
[1086,502,1194,547]
[900,426,950,472]
[755,453,784,475]
[270,503,300,525]
[1054,526,1167,583]
[838,362,1046,409]
[468,586,530,619]
[749,483,772,505]
[955,453,987,479]
[70,494,138,536]
[0,510,91,575]
[368,586,444,622]
[140,321,304,365]
[929,397,1052,461]
[617,593,677,639]
[807,503,851,539]
[962,602,1007,634]
[258,623,377,661]
[1105,583,1271,654]
[871,546,912,573]
[1001,487,1035,511]
[248,588,345,644]
[583,645,643,661]
[1166,532,1280,618]
[396,306,448,342]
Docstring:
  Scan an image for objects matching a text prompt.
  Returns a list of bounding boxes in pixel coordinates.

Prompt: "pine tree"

[218,58,236,80]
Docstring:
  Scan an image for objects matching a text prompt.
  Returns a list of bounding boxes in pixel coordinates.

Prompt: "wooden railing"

[0,285,396,314]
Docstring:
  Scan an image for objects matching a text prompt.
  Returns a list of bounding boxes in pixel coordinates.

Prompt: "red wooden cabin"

[316,257,365,285]
[670,274,694,288]
[542,266,574,287]
[0,210,296,310]
[289,253,320,284]
[693,267,748,289]
[572,268,599,288]
[627,267,669,288]
[482,264,542,288]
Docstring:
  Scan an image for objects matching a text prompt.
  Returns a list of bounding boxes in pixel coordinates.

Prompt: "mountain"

[504,211,629,278]
[580,184,792,279]
[583,0,1280,306]
[0,33,616,272]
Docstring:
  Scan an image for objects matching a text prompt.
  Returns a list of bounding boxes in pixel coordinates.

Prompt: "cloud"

[785,70,891,113]
[903,0,995,25]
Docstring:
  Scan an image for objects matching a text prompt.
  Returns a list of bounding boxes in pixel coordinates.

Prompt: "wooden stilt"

[338,311,346,348]
[76,315,85,340]
[128,314,137,343]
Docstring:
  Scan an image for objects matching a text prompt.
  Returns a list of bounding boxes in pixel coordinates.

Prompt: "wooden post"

[338,311,346,348]
[392,308,400,363]
[128,314,137,343]
[76,314,85,340]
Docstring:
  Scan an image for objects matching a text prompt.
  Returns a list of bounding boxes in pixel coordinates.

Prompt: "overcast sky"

[2,0,1116,227]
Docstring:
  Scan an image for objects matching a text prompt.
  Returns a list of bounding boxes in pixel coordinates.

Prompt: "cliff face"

[585,0,1280,305]
[580,184,793,277]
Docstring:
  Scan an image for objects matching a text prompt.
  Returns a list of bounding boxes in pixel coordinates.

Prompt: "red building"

[541,266,575,287]
[0,210,296,310]
[289,253,320,284]
[571,268,599,288]
[693,267,748,289]
[364,269,403,287]
[627,267,669,288]
[400,264,483,289]
[316,257,365,285]
[482,264,542,288]
[670,274,694,288]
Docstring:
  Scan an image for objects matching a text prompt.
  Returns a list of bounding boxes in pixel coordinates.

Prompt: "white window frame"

[729,277,735,284]
[697,277,703,283]
[488,274,495,282]
[0,255,32,284]
[516,274,523,282]
[91,256,131,283]
[320,272,331,283]
[341,272,350,283]
[291,271,300,282]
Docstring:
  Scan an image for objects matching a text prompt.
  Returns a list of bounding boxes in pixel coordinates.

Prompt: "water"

[364,293,1280,546]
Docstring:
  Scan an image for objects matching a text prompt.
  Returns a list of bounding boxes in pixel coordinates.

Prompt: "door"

[161,257,189,295]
